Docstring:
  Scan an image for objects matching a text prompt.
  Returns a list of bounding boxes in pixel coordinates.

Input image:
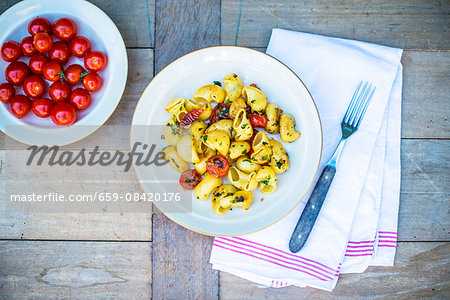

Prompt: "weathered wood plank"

[221,0,450,50]
[152,0,220,299]
[219,242,450,299]
[401,51,449,138]
[0,241,152,299]
[0,0,155,48]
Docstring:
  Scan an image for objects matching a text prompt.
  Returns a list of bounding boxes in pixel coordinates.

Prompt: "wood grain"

[219,242,450,299]
[221,0,450,50]
[0,241,152,299]
[152,0,220,299]
[0,0,155,48]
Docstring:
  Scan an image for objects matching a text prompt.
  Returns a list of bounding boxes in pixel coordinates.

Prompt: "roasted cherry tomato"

[179,169,202,190]
[248,113,268,128]
[70,36,91,58]
[70,88,91,110]
[33,32,53,53]
[42,61,62,82]
[49,41,71,64]
[64,64,85,85]
[52,18,77,41]
[84,51,108,72]
[180,108,203,127]
[246,129,259,156]
[49,80,71,103]
[0,82,15,103]
[206,155,230,178]
[82,72,102,92]
[28,17,52,36]
[5,61,31,86]
[1,41,21,62]
[29,53,49,75]
[23,75,46,99]
[32,98,53,118]
[209,102,230,123]
[20,36,38,57]
[50,102,77,126]
[9,95,32,118]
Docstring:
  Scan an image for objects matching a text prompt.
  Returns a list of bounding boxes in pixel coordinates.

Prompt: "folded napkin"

[210,29,402,291]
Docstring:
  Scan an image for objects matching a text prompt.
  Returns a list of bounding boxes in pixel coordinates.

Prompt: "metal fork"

[289,82,376,253]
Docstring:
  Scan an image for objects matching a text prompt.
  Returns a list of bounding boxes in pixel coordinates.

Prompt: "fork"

[289,82,376,253]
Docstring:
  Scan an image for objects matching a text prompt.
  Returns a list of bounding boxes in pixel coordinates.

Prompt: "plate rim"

[0,0,128,146]
[131,45,323,236]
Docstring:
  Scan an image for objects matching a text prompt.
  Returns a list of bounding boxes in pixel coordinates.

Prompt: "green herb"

[261,155,268,161]
[224,99,231,105]
[179,106,182,110]
[213,81,222,86]
[251,99,256,104]
[260,179,270,185]
[276,161,283,169]
[202,135,208,142]
[262,141,268,146]
[241,150,247,155]
[232,195,245,203]
[219,142,222,146]
[213,192,223,197]
[241,123,247,129]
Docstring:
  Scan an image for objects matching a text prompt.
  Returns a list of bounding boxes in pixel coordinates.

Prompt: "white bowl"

[132,46,322,236]
[0,0,127,145]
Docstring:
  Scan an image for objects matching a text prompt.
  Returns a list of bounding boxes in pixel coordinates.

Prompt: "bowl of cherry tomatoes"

[0,0,127,145]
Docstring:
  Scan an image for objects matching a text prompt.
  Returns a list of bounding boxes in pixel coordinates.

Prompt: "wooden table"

[0,0,448,298]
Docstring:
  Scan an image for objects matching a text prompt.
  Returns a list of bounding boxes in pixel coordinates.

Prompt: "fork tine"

[347,82,369,125]
[355,86,376,128]
[350,83,372,126]
[343,81,363,123]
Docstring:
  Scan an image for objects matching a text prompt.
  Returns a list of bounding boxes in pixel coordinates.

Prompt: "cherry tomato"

[20,36,38,57]
[82,72,103,92]
[23,75,46,99]
[1,41,21,62]
[5,61,31,86]
[84,51,108,72]
[42,61,62,82]
[70,36,91,58]
[9,95,32,118]
[33,32,53,53]
[32,98,53,118]
[70,88,91,110]
[29,53,49,75]
[28,17,52,36]
[179,169,202,190]
[50,102,77,126]
[64,64,85,85]
[49,81,71,103]
[0,83,15,103]
[49,41,70,64]
[206,155,230,178]
[248,113,268,128]
[52,18,77,41]
[210,103,230,123]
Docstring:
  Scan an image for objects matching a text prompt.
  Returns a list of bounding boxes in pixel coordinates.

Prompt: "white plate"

[132,46,322,236]
[0,0,127,145]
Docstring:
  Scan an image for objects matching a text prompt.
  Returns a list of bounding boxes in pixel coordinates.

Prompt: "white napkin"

[210,29,403,291]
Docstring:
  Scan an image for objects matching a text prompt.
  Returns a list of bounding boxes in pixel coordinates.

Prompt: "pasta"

[228,141,251,159]
[256,166,277,194]
[185,99,213,121]
[194,172,222,200]
[211,184,238,215]
[265,103,281,134]
[280,113,301,143]
[165,97,188,122]
[162,146,190,173]
[163,116,182,146]
[223,73,243,102]
[162,74,301,215]
[233,109,253,141]
[201,130,230,156]
[193,84,225,103]
[242,86,267,113]
[228,166,258,191]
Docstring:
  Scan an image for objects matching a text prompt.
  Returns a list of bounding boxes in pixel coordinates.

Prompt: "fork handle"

[289,165,336,253]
